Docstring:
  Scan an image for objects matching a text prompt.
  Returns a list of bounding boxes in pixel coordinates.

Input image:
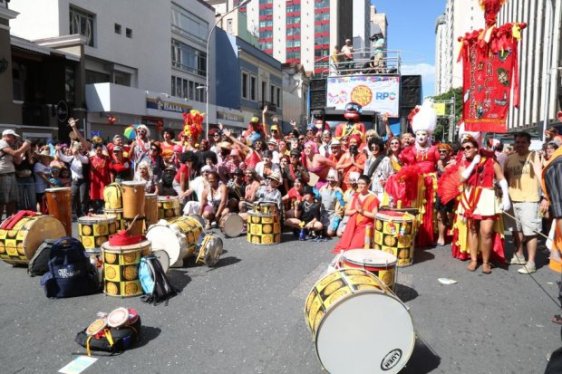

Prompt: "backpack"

[28,239,58,277]
[161,168,176,188]
[75,316,142,356]
[40,237,100,298]
[139,255,178,306]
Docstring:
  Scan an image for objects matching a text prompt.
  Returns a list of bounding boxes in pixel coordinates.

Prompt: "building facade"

[497,0,562,133]
[434,0,484,95]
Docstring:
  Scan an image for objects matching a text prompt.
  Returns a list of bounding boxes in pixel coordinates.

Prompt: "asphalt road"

[0,225,560,374]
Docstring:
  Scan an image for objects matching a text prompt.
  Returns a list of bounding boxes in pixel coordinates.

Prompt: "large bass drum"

[304,268,415,374]
[146,217,203,267]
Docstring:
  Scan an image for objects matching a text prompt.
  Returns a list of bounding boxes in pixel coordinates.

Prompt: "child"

[285,186,324,241]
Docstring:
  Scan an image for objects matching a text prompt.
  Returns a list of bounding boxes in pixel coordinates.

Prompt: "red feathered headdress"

[480,0,508,27]
[182,110,204,142]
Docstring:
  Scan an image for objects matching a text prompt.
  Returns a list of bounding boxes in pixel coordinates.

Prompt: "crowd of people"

[0,101,561,275]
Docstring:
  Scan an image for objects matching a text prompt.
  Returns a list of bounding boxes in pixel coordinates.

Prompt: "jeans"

[71,179,89,217]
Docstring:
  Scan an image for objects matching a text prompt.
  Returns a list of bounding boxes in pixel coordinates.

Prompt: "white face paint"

[415,131,428,146]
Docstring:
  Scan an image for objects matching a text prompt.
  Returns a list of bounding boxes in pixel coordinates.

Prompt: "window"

[189,81,194,100]
[114,23,121,34]
[69,6,95,47]
[261,81,267,101]
[171,4,209,43]
[270,84,275,104]
[276,87,280,107]
[242,72,249,99]
[171,39,207,77]
[126,28,133,38]
[170,76,205,102]
[250,76,257,101]
[227,19,233,34]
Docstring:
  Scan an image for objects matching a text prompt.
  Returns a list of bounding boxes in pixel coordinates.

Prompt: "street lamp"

[204,0,251,138]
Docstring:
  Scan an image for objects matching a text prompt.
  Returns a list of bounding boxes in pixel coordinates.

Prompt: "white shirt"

[57,151,89,180]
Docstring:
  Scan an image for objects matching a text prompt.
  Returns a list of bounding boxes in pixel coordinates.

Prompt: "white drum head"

[316,292,415,374]
[343,249,397,268]
[107,307,129,328]
[146,225,181,267]
[223,214,244,238]
[153,250,170,273]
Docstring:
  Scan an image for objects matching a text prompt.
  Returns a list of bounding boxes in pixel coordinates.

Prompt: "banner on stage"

[326,75,400,117]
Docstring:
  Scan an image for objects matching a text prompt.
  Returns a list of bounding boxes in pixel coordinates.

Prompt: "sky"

[372,0,446,97]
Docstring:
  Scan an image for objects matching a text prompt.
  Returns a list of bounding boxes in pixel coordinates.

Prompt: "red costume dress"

[333,192,379,252]
[89,154,111,200]
[398,144,439,248]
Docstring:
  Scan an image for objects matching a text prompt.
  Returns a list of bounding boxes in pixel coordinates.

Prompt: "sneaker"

[510,254,526,265]
[518,262,536,274]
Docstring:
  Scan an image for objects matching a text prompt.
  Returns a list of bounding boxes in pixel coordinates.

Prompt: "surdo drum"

[144,193,159,227]
[121,181,146,219]
[340,249,397,289]
[247,203,281,245]
[304,268,415,374]
[157,196,181,220]
[220,213,244,238]
[373,211,417,267]
[146,217,203,267]
[101,240,151,298]
[45,187,72,236]
[78,215,117,250]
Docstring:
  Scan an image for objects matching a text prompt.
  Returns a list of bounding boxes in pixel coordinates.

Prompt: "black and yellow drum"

[304,268,415,374]
[104,183,123,210]
[101,240,151,298]
[247,204,281,245]
[373,210,417,267]
[146,217,203,267]
[78,215,117,250]
[158,196,181,220]
[0,215,66,265]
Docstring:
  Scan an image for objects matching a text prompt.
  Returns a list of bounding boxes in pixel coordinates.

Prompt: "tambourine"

[86,319,107,336]
[196,234,223,267]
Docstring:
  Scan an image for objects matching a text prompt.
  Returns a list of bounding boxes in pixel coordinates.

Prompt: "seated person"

[224,168,246,214]
[240,171,283,223]
[285,186,324,241]
[198,170,228,229]
[333,174,379,252]
[319,169,345,237]
[282,178,305,219]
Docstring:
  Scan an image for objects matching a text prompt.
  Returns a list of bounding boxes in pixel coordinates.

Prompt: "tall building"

[434,0,484,95]
[497,0,562,132]
[370,5,387,42]
[206,0,371,73]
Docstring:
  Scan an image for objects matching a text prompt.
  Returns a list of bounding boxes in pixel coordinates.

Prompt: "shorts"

[506,201,541,236]
[0,173,18,205]
[321,212,340,231]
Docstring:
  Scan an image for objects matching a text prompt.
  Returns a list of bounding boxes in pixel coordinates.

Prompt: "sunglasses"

[462,146,474,150]
[438,150,448,154]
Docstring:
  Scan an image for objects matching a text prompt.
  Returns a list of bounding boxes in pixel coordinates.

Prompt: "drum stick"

[126,214,140,233]
[502,211,550,241]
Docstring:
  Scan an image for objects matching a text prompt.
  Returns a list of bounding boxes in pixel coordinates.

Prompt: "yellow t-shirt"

[504,151,541,202]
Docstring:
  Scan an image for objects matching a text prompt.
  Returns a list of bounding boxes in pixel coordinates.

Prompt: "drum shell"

[122,182,146,219]
[123,217,146,236]
[157,197,181,220]
[78,215,117,250]
[246,211,281,245]
[0,215,66,265]
[373,211,417,267]
[146,216,203,267]
[45,187,72,236]
[196,234,223,266]
[340,250,397,289]
[144,194,159,226]
[104,183,123,210]
[104,209,126,231]
[304,268,414,374]
[220,213,244,238]
[101,241,151,298]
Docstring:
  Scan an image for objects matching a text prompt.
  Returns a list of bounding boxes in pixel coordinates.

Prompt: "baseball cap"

[2,129,20,137]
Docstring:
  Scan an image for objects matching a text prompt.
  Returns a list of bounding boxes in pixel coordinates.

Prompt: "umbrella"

[124,126,136,140]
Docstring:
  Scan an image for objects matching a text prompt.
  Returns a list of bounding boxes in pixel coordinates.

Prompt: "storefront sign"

[146,97,191,114]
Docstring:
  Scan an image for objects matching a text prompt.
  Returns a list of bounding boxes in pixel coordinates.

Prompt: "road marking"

[290,262,330,300]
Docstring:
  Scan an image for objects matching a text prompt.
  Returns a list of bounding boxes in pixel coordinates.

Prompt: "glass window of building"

[171,4,209,43]
[69,6,95,47]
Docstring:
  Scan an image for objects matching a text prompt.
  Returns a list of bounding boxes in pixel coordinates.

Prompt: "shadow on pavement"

[401,337,441,373]
[413,250,435,265]
[394,283,419,303]
[134,326,162,349]
[166,269,191,292]
[207,256,241,269]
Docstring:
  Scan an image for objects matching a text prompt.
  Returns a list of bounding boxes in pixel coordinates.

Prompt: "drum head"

[153,250,170,273]
[107,307,129,328]
[86,319,107,336]
[204,235,223,266]
[342,249,397,268]
[187,214,205,229]
[222,214,244,238]
[146,225,181,267]
[316,292,415,374]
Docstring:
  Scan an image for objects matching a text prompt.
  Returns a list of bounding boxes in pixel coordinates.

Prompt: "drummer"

[224,168,245,215]
[254,171,283,212]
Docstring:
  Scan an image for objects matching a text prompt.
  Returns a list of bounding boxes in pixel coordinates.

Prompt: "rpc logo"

[375,92,397,101]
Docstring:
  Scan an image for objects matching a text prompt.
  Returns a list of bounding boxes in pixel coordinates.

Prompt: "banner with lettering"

[326,75,400,117]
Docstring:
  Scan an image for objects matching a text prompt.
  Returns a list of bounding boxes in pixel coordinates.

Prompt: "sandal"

[467,261,478,272]
[482,263,492,274]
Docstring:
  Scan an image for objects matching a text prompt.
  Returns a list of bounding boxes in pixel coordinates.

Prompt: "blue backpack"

[40,237,100,298]
[139,256,178,306]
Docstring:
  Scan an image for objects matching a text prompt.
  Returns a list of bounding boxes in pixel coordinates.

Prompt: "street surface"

[0,225,561,374]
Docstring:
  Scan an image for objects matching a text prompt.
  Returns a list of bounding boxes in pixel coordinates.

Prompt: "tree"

[432,87,463,124]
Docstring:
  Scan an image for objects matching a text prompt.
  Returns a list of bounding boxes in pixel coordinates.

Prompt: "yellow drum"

[0,215,66,265]
[157,196,181,220]
[78,215,117,250]
[340,249,397,289]
[105,209,125,231]
[304,268,415,374]
[373,210,417,267]
[104,183,123,210]
[146,217,203,267]
[122,181,146,219]
[101,240,151,298]
[144,193,159,227]
[247,203,281,245]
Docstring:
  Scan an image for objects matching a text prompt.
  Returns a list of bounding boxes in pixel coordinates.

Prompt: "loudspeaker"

[310,79,327,111]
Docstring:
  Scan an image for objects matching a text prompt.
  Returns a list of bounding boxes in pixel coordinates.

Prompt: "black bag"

[139,255,178,306]
[28,239,58,277]
[75,317,142,355]
[40,237,100,298]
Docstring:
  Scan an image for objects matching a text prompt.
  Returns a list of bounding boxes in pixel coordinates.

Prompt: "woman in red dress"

[333,175,379,252]
[89,143,111,213]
